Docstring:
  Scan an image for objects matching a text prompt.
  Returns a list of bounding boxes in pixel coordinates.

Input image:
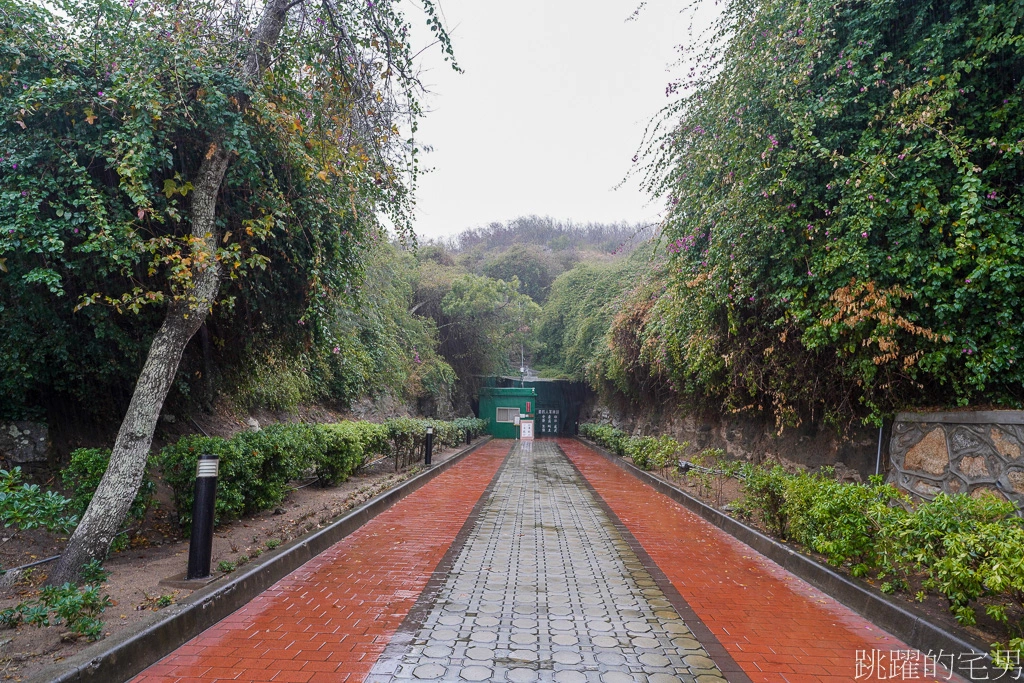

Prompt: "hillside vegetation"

[535,0,1024,428]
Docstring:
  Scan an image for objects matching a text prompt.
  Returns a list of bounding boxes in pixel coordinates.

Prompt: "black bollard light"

[465,428,472,445]
[186,454,219,580]
[425,426,434,466]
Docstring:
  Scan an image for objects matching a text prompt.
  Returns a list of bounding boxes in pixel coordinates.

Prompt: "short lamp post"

[425,426,434,466]
[186,454,219,580]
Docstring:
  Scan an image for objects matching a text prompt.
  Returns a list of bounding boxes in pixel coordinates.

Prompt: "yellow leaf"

[222,230,232,244]
[84,108,97,125]
[0,257,6,273]
[317,170,328,182]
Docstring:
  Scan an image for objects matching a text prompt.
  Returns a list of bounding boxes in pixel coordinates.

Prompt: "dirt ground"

[0,442,470,681]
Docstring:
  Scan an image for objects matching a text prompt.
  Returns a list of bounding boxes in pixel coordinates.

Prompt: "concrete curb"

[575,437,1002,682]
[32,437,493,683]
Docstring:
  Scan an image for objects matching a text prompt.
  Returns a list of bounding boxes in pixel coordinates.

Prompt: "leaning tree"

[0,0,455,583]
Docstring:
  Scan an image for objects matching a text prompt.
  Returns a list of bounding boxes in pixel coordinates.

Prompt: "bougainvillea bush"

[588,0,1024,425]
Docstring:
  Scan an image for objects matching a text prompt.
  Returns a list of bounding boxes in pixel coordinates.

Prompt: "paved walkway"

[367,440,726,683]
[134,440,511,683]
[134,439,959,683]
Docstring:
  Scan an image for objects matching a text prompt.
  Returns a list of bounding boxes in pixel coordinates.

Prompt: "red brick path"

[133,440,511,683]
[559,438,958,683]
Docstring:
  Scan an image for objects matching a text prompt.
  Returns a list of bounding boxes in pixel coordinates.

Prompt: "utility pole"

[520,342,525,387]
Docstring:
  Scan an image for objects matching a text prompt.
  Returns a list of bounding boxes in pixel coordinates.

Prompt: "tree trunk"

[48,145,230,585]
[48,0,294,586]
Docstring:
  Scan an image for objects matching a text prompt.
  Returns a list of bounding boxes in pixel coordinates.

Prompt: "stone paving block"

[370,442,723,683]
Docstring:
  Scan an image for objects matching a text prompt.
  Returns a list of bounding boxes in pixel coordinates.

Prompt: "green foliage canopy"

[632,0,1024,422]
[0,0,438,417]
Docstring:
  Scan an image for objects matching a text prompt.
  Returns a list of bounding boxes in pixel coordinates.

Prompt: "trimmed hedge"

[580,423,685,471]
[159,417,485,530]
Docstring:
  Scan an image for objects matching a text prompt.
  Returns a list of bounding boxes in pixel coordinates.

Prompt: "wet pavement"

[134,439,959,682]
[367,440,725,683]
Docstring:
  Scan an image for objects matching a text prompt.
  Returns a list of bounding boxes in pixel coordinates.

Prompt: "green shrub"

[877,492,1024,624]
[232,424,318,507]
[452,417,488,442]
[349,421,390,458]
[879,492,1019,575]
[385,417,428,468]
[78,559,109,585]
[161,418,488,530]
[625,436,658,470]
[739,464,790,537]
[0,574,112,641]
[159,435,246,531]
[579,423,629,456]
[425,419,461,448]
[62,448,155,526]
[314,423,365,486]
[783,470,903,573]
[0,467,77,534]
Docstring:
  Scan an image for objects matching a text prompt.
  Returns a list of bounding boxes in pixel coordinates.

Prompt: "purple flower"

[20,191,26,197]
[74,228,79,233]
[966,278,972,283]
[98,91,104,97]
[332,346,340,354]
[11,163,17,169]
[861,232,868,238]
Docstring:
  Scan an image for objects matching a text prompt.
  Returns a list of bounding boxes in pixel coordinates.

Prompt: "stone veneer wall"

[888,411,1024,505]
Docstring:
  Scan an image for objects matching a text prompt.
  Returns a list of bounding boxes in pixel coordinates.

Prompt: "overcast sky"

[407,1,714,240]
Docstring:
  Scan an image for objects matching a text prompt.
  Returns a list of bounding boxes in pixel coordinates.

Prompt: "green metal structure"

[478,387,537,439]
[477,377,591,437]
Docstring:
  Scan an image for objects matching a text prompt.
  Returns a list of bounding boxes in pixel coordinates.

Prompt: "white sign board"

[520,419,534,440]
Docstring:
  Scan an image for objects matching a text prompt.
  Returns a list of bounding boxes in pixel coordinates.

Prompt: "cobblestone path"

[133,438,961,683]
[367,440,727,683]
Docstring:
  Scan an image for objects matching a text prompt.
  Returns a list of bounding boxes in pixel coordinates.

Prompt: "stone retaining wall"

[888,411,1024,505]
[0,421,49,469]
